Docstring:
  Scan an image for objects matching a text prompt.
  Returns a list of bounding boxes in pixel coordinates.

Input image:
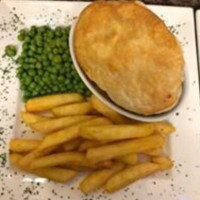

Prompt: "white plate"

[0,1,200,200]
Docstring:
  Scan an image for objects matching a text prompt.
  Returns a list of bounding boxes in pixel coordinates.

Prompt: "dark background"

[142,0,200,7]
[74,0,200,7]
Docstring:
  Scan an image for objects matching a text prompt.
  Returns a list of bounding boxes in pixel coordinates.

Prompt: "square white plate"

[0,1,200,200]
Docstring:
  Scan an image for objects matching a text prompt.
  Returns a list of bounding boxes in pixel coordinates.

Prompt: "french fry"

[26,93,84,112]
[52,102,94,117]
[9,139,41,153]
[87,134,165,163]
[30,152,87,169]
[150,122,175,134]
[96,160,113,168]
[34,167,78,183]
[105,162,159,193]
[79,140,102,152]
[37,117,112,152]
[144,148,163,156]
[10,153,77,182]
[80,162,124,194]
[116,153,138,165]
[10,153,24,166]
[62,138,83,151]
[21,112,50,125]
[61,160,113,170]
[152,156,174,170]
[60,164,87,171]
[90,95,131,124]
[30,115,95,134]
[19,146,56,167]
[80,124,155,141]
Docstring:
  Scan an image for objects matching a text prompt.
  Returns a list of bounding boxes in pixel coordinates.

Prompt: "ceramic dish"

[69,18,188,122]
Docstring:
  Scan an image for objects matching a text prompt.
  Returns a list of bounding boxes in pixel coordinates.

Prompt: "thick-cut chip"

[62,139,83,151]
[80,124,155,141]
[144,148,163,156]
[19,146,56,167]
[90,95,131,124]
[61,160,113,170]
[37,117,112,152]
[9,139,41,153]
[30,115,95,134]
[30,152,87,169]
[10,153,77,182]
[78,140,102,152]
[105,162,159,193]
[80,163,124,194]
[21,112,50,125]
[116,153,138,165]
[52,102,94,117]
[152,156,174,170]
[148,122,175,134]
[87,134,165,163]
[10,153,24,166]
[26,93,84,112]
[33,167,78,183]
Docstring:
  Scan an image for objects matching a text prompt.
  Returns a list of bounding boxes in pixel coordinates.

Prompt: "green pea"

[51,68,57,74]
[47,30,54,39]
[28,69,36,76]
[48,53,53,60]
[38,69,43,76]
[18,34,25,41]
[53,48,59,54]
[24,77,32,86]
[52,55,62,63]
[41,54,48,61]
[59,68,66,74]
[58,75,65,82]
[24,36,31,43]
[5,45,17,57]
[62,54,68,61]
[42,61,49,67]
[29,58,36,63]
[36,39,43,47]
[30,45,37,52]
[50,74,56,80]
[40,90,46,95]
[38,81,45,87]
[36,62,42,69]
[46,89,51,93]
[30,82,36,89]
[53,86,59,92]
[30,25,37,33]
[16,57,24,65]
[32,90,39,96]
[64,62,70,68]
[64,79,70,85]
[37,47,43,54]
[28,50,34,57]
[34,76,40,82]
[19,29,26,35]
[38,26,46,33]
[55,64,62,70]
[22,43,29,50]
[55,38,62,47]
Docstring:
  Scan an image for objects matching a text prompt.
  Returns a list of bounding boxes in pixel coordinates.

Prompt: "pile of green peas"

[6,25,91,101]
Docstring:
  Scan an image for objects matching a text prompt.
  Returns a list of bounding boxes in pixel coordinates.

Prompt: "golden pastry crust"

[74,1,184,115]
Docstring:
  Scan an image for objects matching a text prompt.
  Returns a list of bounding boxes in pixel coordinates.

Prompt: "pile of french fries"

[9,93,175,194]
